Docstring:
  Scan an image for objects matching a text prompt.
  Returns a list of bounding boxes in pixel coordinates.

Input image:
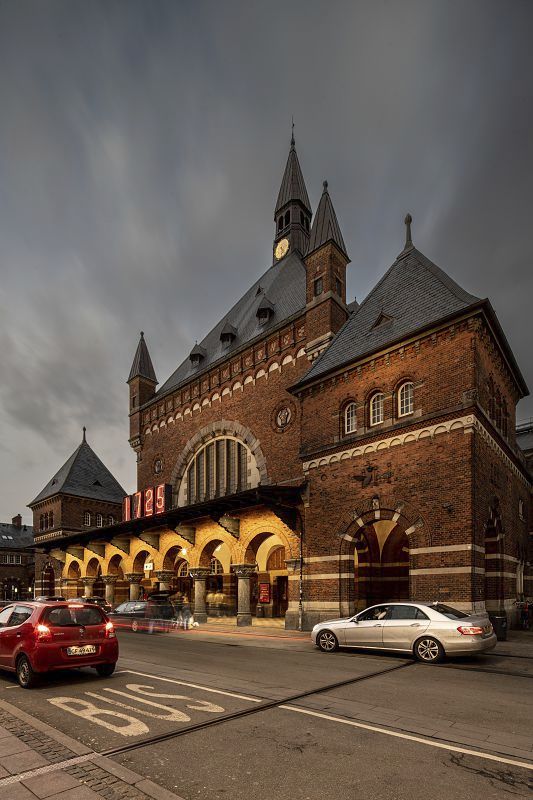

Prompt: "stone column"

[126,573,144,601]
[233,564,257,627]
[189,568,210,623]
[81,577,95,597]
[102,575,118,605]
[155,570,175,592]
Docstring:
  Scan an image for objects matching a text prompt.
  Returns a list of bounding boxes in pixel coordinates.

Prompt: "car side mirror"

[351,618,359,624]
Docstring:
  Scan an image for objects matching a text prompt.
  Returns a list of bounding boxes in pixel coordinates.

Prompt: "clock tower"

[273,133,312,263]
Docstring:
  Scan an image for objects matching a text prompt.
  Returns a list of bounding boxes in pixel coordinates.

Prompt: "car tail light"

[457,625,484,636]
[35,624,52,641]
[105,621,116,638]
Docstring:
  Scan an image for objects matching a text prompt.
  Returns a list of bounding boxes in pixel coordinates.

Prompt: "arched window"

[107,515,115,526]
[369,392,385,426]
[39,515,44,532]
[178,561,189,577]
[44,512,49,529]
[95,513,103,528]
[179,436,260,506]
[49,511,54,528]
[284,210,290,227]
[83,511,91,527]
[278,216,283,232]
[210,557,223,575]
[344,402,357,435]
[398,382,414,417]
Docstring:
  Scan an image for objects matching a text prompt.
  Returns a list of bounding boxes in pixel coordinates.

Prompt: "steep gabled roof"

[295,244,481,387]
[29,435,126,506]
[275,136,311,214]
[128,332,157,383]
[0,521,34,549]
[156,250,307,398]
[307,181,348,258]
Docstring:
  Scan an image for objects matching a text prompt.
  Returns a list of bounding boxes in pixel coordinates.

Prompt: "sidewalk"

[0,699,184,800]
[494,629,533,658]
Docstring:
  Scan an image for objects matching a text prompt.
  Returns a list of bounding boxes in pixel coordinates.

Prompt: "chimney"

[12,514,22,529]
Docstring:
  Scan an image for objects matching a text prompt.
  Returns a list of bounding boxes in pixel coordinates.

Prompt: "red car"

[0,601,119,688]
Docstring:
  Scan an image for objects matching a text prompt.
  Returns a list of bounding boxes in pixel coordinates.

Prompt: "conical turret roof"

[307,181,348,258]
[128,332,157,383]
[274,136,311,215]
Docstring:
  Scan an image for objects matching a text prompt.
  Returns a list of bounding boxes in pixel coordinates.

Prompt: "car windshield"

[45,606,105,627]
[432,603,469,620]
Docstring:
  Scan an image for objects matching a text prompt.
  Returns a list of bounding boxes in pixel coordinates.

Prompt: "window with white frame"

[177,561,189,577]
[83,511,91,527]
[344,402,357,435]
[369,392,385,426]
[96,513,103,528]
[398,382,414,417]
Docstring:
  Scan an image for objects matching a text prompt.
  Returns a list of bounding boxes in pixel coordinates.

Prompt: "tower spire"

[273,135,312,262]
[307,180,348,259]
[128,331,157,384]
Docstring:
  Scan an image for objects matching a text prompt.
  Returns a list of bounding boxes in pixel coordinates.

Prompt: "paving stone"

[23,769,82,798]
[49,786,101,800]
[0,736,31,757]
[92,758,140,785]
[6,749,49,774]
[0,783,35,800]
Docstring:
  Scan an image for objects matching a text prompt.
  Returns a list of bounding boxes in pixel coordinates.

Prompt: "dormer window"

[256,296,274,326]
[220,322,237,348]
[189,344,207,368]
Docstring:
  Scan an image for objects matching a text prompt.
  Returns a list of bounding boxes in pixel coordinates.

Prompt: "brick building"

[35,137,532,627]
[29,430,125,597]
[0,515,34,601]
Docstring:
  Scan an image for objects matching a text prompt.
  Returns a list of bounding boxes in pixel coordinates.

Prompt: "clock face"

[275,238,289,260]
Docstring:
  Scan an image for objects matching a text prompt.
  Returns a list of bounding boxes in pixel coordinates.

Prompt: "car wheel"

[95,663,116,678]
[131,619,139,632]
[414,636,444,664]
[316,630,339,653]
[16,655,37,689]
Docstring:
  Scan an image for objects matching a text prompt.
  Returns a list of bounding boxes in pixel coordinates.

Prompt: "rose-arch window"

[178,436,260,506]
[344,402,357,435]
[178,561,189,577]
[210,557,224,574]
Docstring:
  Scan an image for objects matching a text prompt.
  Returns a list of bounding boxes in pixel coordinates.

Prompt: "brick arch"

[169,419,269,493]
[337,495,429,552]
[239,512,299,562]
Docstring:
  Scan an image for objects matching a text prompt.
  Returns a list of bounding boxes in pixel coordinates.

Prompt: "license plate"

[66,645,97,656]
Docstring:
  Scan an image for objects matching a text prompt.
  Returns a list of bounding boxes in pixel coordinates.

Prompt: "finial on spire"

[82,426,86,443]
[290,116,295,147]
[404,213,413,248]
[323,180,328,191]
[140,331,144,338]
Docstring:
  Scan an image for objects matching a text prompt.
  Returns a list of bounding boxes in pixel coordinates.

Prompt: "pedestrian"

[520,600,530,631]
[182,596,192,630]
[173,593,184,628]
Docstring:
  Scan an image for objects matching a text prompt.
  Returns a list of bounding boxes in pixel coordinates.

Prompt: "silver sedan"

[311,602,497,663]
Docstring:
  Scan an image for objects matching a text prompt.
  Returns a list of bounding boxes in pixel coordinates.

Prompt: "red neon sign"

[123,484,172,522]
[144,487,154,517]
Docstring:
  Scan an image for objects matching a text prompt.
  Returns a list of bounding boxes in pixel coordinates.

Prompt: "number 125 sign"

[122,484,172,521]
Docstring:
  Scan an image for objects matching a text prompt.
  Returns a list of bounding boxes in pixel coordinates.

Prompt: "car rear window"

[433,603,469,620]
[45,606,105,627]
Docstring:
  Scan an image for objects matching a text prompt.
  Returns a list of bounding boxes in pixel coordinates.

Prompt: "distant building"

[0,514,34,600]
[29,430,125,597]
[34,137,531,627]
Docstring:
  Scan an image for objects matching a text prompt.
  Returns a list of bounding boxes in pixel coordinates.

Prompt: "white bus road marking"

[48,697,149,737]
[280,705,533,772]
[122,670,262,702]
[85,691,193,722]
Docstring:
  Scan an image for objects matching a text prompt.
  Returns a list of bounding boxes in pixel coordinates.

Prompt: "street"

[0,627,532,800]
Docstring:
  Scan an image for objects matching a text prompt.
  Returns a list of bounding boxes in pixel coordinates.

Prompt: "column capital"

[81,577,95,586]
[125,572,144,584]
[189,567,210,581]
[102,575,118,585]
[155,570,175,582]
[232,563,257,579]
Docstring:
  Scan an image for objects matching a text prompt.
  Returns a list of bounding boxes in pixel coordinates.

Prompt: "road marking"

[280,705,533,771]
[123,670,262,702]
[48,697,148,737]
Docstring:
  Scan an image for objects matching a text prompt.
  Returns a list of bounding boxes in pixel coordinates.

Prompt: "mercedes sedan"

[312,602,497,663]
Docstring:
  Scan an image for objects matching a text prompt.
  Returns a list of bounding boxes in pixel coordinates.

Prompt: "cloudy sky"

[1,0,532,525]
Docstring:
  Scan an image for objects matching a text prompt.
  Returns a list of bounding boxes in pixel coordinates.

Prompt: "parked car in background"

[109,595,175,633]
[312,602,497,663]
[33,596,66,602]
[0,601,118,687]
[68,596,113,615]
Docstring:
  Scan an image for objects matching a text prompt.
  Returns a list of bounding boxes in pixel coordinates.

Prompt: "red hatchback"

[0,601,119,688]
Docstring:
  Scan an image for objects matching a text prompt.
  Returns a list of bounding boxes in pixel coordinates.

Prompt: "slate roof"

[0,522,34,550]
[128,332,157,383]
[156,250,307,398]
[296,244,482,387]
[517,422,533,454]
[274,137,311,214]
[29,437,126,506]
[307,182,348,258]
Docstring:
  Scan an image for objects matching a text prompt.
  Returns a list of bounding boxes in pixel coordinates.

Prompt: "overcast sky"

[1,0,532,525]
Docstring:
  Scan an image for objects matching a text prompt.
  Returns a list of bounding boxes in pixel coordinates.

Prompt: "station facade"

[33,138,532,628]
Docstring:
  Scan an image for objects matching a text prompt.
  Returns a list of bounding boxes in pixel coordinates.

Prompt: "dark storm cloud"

[0,0,532,521]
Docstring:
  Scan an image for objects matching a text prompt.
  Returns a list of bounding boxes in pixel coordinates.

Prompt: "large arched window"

[210,557,224,574]
[369,392,385,426]
[178,436,260,506]
[398,382,414,417]
[344,402,357,435]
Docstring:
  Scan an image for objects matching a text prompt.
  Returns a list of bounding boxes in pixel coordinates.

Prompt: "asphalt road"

[1,629,532,799]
